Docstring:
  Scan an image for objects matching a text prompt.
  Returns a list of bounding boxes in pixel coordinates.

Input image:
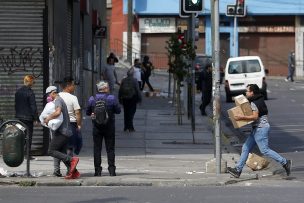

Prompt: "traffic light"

[179,0,190,18]
[236,0,246,17]
[226,5,236,16]
[183,0,203,13]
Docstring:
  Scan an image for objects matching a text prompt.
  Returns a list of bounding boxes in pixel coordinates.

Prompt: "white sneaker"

[285,78,289,82]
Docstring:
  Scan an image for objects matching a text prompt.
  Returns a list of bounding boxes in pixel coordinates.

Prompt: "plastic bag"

[39,102,63,131]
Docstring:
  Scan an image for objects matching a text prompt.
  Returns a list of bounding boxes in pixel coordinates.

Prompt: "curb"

[0,177,257,187]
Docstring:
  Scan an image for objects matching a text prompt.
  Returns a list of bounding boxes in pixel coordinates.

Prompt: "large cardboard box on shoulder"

[234,94,253,116]
[227,106,253,128]
[227,94,253,128]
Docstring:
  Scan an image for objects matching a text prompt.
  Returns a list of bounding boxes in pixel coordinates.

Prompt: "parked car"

[224,56,268,102]
[194,54,212,90]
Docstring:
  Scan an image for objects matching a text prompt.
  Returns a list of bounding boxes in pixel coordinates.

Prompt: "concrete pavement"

[0,70,285,187]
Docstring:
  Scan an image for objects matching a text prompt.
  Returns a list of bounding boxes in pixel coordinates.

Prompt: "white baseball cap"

[45,86,57,94]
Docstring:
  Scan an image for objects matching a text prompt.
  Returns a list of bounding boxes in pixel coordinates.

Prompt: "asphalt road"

[220,79,304,182]
[0,185,303,203]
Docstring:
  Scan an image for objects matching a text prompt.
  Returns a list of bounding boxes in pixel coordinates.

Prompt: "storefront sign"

[139,18,176,33]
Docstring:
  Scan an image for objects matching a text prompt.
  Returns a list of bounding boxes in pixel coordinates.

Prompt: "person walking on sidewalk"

[285,51,295,82]
[199,64,212,116]
[44,86,80,179]
[15,75,39,160]
[227,84,291,178]
[51,77,82,177]
[132,58,142,89]
[119,68,142,132]
[86,81,121,176]
[141,55,154,92]
[102,57,120,93]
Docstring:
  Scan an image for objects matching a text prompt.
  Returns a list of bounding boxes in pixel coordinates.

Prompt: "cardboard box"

[234,94,253,116]
[227,106,253,128]
[246,153,270,171]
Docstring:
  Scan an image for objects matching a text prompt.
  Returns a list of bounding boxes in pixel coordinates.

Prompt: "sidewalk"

[0,93,270,187]
[0,70,281,187]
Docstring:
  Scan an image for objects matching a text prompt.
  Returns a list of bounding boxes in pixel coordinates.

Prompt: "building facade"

[0,0,107,155]
[109,0,304,77]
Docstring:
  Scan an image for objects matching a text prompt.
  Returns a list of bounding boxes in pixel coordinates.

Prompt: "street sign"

[95,26,107,38]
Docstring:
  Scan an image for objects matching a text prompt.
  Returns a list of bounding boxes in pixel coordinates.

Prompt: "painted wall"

[123,0,304,15]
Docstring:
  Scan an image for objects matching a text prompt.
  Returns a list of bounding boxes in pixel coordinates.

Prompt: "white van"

[224,56,267,102]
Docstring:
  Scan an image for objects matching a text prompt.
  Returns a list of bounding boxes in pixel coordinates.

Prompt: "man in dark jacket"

[86,81,121,176]
[118,68,142,132]
[199,64,213,116]
[227,84,291,178]
[15,75,38,159]
[141,55,154,92]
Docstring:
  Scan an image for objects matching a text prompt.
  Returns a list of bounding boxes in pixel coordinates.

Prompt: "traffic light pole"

[233,15,237,56]
[212,0,222,175]
[191,13,196,134]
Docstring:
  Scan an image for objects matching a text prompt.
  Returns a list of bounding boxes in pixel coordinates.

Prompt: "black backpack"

[121,78,136,99]
[94,96,109,125]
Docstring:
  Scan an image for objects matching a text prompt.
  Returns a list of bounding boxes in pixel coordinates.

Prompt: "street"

[0,184,304,203]
[220,79,304,182]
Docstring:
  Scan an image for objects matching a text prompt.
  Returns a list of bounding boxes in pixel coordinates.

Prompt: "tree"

[166,33,196,124]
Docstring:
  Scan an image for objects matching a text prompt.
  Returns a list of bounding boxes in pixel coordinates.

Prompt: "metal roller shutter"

[0,0,46,155]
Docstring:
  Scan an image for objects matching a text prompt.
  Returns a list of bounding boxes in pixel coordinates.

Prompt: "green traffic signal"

[184,0,203,13]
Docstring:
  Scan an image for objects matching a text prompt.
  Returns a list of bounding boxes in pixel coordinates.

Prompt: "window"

[228,60,261,74]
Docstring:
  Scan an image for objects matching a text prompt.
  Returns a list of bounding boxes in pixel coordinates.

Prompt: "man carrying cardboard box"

[227,84,291,178]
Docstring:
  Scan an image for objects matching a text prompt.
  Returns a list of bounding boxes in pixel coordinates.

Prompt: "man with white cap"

[86,81,121,176]
[44,85,80,179]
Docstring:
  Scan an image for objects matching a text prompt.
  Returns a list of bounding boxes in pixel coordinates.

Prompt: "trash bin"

[2,123,26,167]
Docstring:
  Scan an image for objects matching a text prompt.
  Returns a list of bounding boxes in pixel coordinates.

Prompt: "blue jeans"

[236,125,287,172]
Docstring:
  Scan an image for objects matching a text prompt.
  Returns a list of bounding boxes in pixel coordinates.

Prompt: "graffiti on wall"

[0,47,43,77]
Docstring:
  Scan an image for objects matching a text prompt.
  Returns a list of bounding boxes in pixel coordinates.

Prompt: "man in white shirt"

[52,77,82,177]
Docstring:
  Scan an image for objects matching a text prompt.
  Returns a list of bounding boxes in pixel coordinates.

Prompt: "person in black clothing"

[141,55,154,92]
[119,68,142,132]
[285,51,295,82]
[15,75,38,160]
[108,52,119,64]
[199,64,212,116]
[86,81,121,176]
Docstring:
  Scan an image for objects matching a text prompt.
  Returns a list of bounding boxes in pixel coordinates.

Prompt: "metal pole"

[233,16,237,57]
[213,0,222,174]
[127,0,133,63]
[191,13,196,133]
[168,72,171,98]
[26,125,30,177]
